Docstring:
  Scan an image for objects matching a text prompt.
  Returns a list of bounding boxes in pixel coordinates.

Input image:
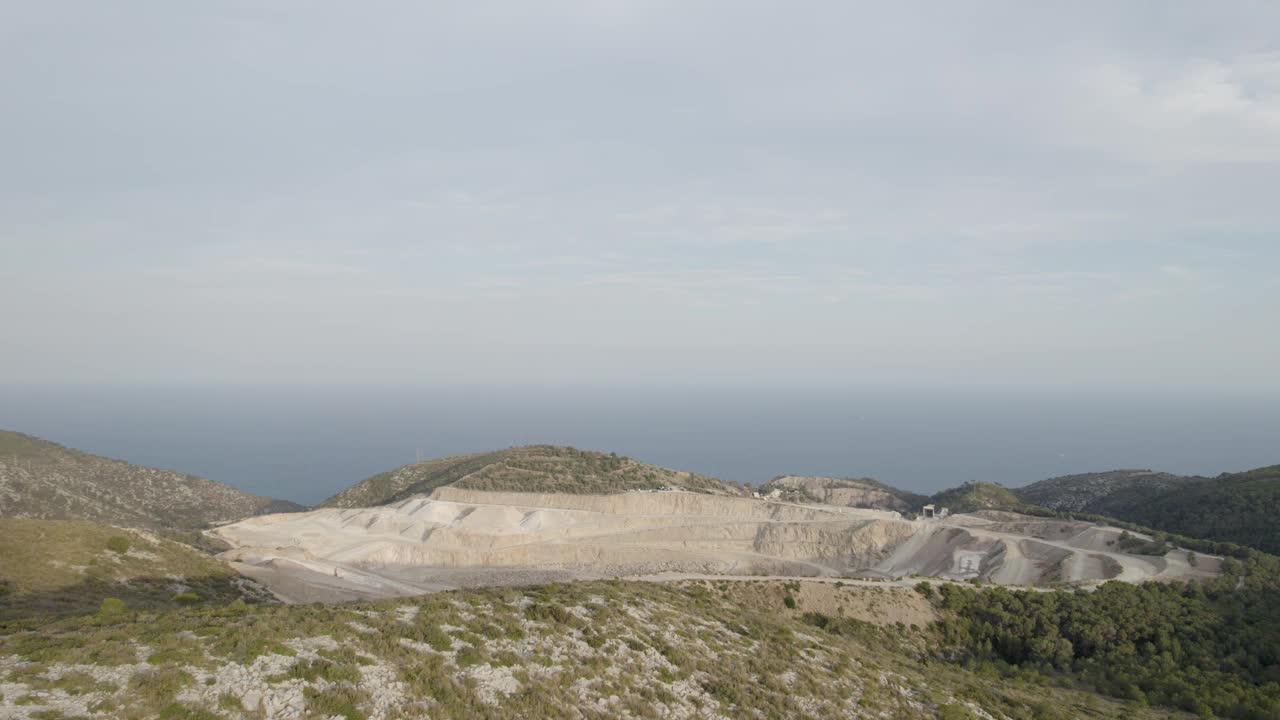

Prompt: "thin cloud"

[616,204,851,244]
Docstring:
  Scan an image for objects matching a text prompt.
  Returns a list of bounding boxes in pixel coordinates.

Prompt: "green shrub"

[106,535,131,554]
[783,594,797,609]
[173,592,202,605]
[455,645,483,668]
[410,622,453,651]
[304,686,367,720]
[525,602,579,626]
[938,703,976,719]
[270,658,361,684]
[129,667,194,709]
[99,597,126,616]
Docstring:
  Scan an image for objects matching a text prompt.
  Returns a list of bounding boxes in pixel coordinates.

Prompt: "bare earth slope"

[0,430,303,531]
[320,444,747,509]
[215,488,1219,602]
[758,475,926,511]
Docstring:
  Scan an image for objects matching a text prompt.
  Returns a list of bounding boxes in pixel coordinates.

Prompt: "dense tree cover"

[1017,470,1202,514]
[1013,465,1280,555]
[931,553,1280,719]
[1110,466,1280,555]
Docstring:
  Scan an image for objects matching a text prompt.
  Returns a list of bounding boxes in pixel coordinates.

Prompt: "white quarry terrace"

[211,487,1222,603]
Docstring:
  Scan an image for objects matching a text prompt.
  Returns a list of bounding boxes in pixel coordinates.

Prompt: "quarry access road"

[624,571,933,588]
[624,571,1078,592]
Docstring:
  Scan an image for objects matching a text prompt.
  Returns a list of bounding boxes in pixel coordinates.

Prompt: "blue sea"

[1,385,1277,506]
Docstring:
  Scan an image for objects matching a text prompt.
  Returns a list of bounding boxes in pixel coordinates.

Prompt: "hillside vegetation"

[321,445,747,508]
[0,579,1201,720]
[1016,469,1206,513]
[0,519,273,621]
[758,475,927,511]
[1015,465,1280,554]
[0,430,302,532]
[1108,465,1280,554]
[933,548,1280,719]
[928,481,1034,514]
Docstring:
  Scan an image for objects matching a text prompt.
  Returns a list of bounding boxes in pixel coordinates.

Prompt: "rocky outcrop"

[759,475,924,511]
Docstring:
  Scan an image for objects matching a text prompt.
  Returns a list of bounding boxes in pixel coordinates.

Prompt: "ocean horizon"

[2,384,1277,506]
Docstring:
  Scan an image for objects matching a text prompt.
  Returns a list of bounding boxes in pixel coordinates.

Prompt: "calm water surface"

[1,385,1276,505]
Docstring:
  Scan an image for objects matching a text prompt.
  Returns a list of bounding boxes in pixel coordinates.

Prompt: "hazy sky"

[4,2,1279,388]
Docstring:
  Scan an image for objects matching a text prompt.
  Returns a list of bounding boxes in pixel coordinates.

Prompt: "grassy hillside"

[322,445,747,508]
[0,579,1204,720]
[928,481,1034,514]
[0,519,273,621]
[0,430,303,532]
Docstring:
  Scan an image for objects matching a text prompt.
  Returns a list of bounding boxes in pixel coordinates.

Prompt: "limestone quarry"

[212,487,1222,602]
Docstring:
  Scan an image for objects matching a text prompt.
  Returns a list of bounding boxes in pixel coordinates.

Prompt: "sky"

[3,2,1279,389]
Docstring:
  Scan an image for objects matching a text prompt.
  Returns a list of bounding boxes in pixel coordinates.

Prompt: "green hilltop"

[928,481,1034,514]
[321,445,747,508]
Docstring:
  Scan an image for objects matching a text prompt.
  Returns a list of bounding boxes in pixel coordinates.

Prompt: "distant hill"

[758,475,926,511]
[0,518,274,620]
[1015,469,1207,514]
[0,430,303,532]
[321,445,748,508]
[928,481,1034,514]
[1101,466,1280,554]
[1011,465,1280,554]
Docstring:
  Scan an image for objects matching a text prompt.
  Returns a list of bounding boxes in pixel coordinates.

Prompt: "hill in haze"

[0,430,303,532]
[1014,465,1280,554]
[1016,469,1208,514]
[320,444,748,508]
[758,474,927,511]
